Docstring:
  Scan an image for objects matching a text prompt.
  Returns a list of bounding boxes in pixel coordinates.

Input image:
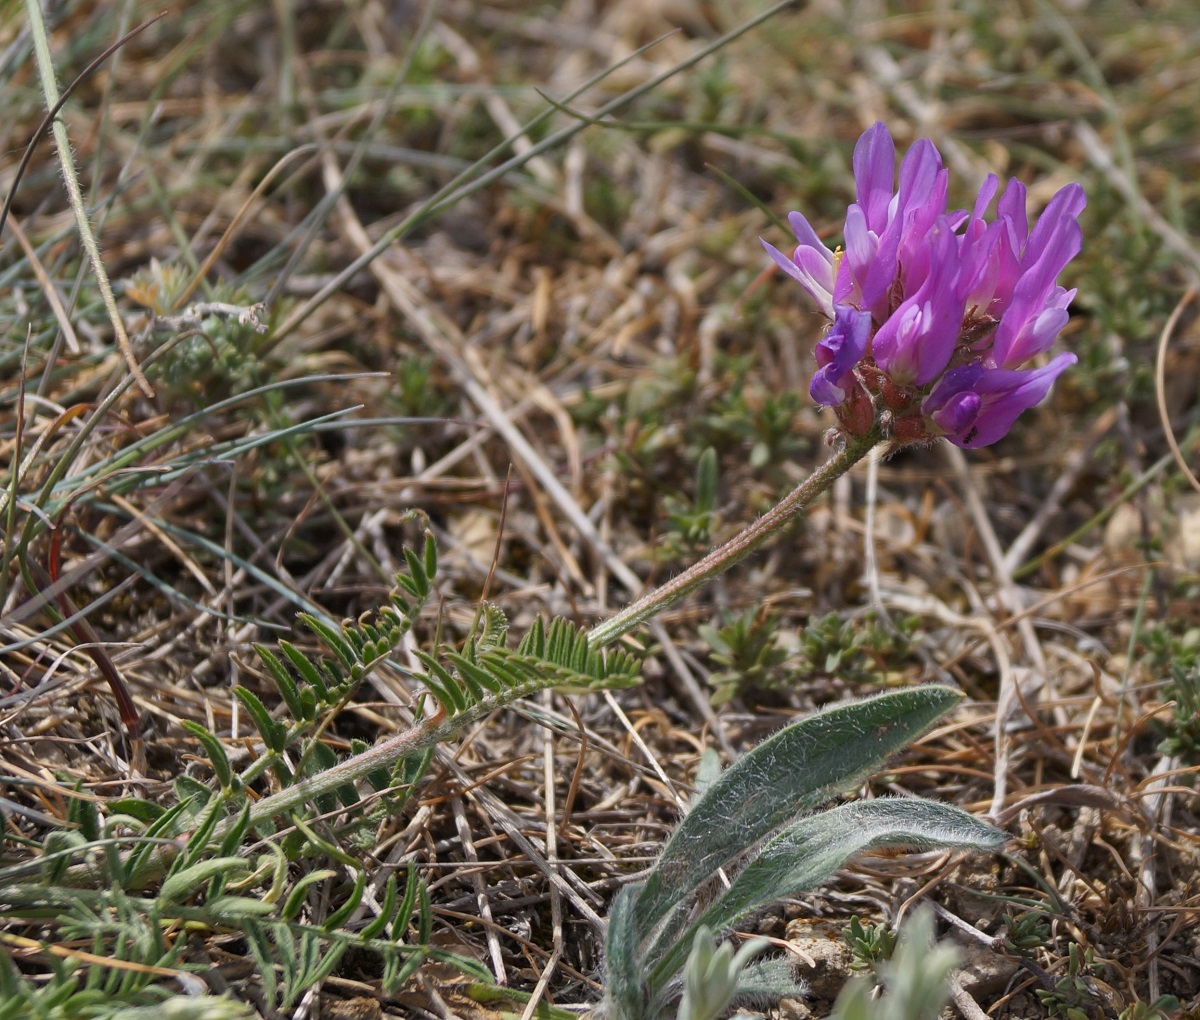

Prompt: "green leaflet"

[416,617,640,716]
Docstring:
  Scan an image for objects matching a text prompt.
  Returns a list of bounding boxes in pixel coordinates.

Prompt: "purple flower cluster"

[764,122,1085,447]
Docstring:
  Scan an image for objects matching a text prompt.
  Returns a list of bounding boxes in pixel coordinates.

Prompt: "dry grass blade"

[1156,288,1200,495]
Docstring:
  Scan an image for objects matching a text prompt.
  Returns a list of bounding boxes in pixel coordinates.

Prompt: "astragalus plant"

[591,120,1083,1019]
[2,0,1085,1004]
[599,687,1005,1020]
[588,121,1084,651]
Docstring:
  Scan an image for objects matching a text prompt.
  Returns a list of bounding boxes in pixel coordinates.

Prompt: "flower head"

[763,122,1084,447]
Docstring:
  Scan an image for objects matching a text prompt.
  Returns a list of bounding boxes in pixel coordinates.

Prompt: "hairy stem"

[588,425,885,649]
[239,712,447,833]
[99,424,881,890]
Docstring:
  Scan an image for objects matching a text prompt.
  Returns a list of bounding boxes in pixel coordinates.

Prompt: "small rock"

[783,918,854,1001]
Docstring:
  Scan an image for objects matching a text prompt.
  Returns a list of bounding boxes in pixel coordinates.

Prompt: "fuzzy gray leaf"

[648,798,1004,991]
[633,686,963,946]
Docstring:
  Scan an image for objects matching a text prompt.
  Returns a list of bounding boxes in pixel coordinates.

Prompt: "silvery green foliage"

[690,748,723,804]
[677,926,772,1020]
[103,1000,255,1020]
[600,687,1007,1020]
[829,907,961,1020]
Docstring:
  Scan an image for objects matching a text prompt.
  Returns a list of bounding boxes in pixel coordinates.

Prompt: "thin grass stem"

[20,0,153,396]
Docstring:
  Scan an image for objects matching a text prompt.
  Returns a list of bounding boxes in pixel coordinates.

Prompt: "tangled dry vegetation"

[3,0,1200,1017]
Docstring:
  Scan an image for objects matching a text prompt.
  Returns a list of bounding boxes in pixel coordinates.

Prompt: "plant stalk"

[227,426,884,834]
[587,425,886,649]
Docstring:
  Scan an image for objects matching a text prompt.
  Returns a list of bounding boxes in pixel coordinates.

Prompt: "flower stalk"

[592,122,1083,651]
[588,422,885,649]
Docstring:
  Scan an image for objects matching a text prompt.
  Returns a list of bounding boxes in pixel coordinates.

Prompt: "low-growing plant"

[698,359,808,472]
[1142,624,1200,762]
[699,604,789,705]
[0,527,641,1014]
[1000,905,1053,954]
[828,908,962,1020]
[844,915,899,971]
[0,857,482,1017]
[661,446,721,557]
[1035,943,1107,1018]
[1118,996,1183,1020]
[598,686,1006,1020]
[798,611,870,679]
